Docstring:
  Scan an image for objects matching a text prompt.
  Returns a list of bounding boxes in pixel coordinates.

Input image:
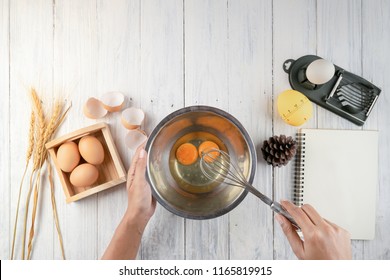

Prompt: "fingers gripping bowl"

[145,106,257,219]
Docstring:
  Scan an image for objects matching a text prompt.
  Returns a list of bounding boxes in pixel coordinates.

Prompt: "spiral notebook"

[294,129,378,240]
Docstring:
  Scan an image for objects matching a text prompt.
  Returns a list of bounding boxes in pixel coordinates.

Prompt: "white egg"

[306,59,335,85]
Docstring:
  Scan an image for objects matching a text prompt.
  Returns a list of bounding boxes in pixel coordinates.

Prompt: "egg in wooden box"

[56,141,80,172]
[70,163,99,192]
[78,135,105,165]
[46,123,126,203]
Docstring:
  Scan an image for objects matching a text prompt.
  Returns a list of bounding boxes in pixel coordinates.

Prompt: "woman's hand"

[276,200,352,260]
[101,144,156,259]
[124,144,156,233]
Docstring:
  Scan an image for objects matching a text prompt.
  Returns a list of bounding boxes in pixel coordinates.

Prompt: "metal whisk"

[200,148,299,229]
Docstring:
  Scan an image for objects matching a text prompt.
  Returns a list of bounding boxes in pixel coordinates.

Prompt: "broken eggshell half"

[100,91,125,112]
[125,129,147,150]
[83,97,108,119]
[121,107,145,130]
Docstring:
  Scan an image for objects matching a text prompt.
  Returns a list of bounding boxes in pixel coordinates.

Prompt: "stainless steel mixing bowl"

[145,106,256,219]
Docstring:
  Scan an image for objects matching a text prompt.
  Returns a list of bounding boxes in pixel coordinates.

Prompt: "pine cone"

[261,135,297,167]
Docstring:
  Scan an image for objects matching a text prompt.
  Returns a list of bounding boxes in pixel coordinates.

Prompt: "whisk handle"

[271,202,300,230]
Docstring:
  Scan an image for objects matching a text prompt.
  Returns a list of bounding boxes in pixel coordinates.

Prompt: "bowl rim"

[145,105,257,220]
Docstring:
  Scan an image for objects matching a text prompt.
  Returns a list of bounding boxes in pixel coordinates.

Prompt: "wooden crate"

[46,122,126,203]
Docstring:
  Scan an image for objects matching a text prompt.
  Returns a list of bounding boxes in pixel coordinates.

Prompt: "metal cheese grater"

[283,55,381,126]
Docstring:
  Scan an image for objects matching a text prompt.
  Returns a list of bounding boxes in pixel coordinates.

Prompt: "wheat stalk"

[21,88,46,259]
[54,102,72,132]
[49,163,66,259]
[21,171,36,259]
[22,88,47,259]
[10,111,35,260]
[47,104,71,260]
[26,171,41,260]
[27,113,35,161]
[15,88,70,260]
[32,93,46,171]
[26,101,62,259]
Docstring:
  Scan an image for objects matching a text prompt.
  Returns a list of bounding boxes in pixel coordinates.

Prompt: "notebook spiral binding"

[294,132,306,206]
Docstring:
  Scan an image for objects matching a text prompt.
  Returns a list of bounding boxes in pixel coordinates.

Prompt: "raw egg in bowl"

[145,106,256,219]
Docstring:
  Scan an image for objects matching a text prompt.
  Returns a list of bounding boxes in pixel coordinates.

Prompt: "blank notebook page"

[300,129,378,240]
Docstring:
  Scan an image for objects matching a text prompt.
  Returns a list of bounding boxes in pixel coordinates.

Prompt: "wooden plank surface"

[362,0,390,260]
[94,0,140,259]
[53,0,99,260]
[185,0,229,259]
[139,0,185,260]
[316,0,364,259]
[272,0,317,260]
[227,0,273,260]
[0,0,10,260]
[9,0,55,260]
[0,0,389,260]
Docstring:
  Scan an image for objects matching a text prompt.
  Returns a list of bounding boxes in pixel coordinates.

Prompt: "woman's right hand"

[275,200,352,260]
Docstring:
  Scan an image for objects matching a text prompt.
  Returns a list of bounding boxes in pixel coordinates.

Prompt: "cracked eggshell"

[83,97,107,119]
[121,107,145,130]
[100,91,125,112]
[125,129,148,151]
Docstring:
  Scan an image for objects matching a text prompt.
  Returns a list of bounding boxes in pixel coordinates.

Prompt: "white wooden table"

[1,0,389,260]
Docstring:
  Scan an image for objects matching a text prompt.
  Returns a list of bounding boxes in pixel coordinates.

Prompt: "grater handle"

[283,59,296,73]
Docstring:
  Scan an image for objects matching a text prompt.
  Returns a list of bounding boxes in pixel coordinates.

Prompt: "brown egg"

[69,163,99,188]
[78,136,105,165]
[56,141,80,172]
